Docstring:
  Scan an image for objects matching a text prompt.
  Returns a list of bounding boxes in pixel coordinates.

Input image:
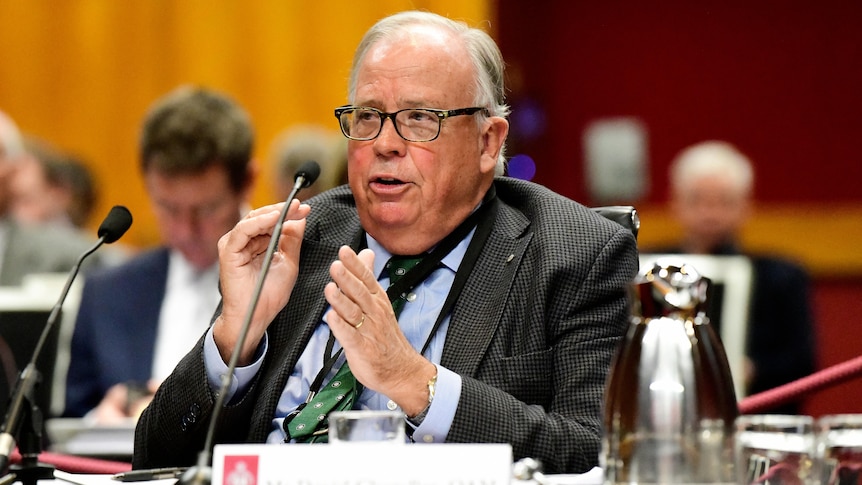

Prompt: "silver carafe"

[601,259,739,484]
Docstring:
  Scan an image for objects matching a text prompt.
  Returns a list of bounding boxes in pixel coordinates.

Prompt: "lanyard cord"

[417,197,497,356]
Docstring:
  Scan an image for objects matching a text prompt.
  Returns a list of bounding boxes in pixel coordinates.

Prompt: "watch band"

[407,372,437,426]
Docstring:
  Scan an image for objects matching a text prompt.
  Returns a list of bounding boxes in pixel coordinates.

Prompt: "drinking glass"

[735,414,816,484]
[328,410,405,444]
[818,414,862,485]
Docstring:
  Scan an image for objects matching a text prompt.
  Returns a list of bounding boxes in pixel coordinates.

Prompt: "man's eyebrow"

[397,100,428,108]
[353,99,430,109]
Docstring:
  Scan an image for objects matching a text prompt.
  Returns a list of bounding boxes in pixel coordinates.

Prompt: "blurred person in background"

[659,140,817,413]
[63,86,257,422]
[11,136,97,230]
[0,110,121,419]
[0,110,112,286]
[270,123,347,201]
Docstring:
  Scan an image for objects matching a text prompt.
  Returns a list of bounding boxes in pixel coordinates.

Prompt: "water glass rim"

[736,414,814,428]
[735,414,815,433]
[329,409,404,419]
[818,413,862,426]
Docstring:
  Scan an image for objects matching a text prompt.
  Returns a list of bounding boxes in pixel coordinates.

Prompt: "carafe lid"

[630,258,711,320]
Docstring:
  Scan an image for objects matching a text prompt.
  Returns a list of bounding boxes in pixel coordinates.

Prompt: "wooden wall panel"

[0,0,492,248]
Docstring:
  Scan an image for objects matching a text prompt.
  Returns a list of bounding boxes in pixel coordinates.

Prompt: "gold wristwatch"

[407,372,437,426]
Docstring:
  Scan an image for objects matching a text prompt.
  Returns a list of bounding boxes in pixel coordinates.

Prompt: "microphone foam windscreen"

[295,160,321,188]
[97,205,133,243]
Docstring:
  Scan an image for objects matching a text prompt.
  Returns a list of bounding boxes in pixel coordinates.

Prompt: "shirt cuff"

[203,326,268,403]
[408,364,461,443]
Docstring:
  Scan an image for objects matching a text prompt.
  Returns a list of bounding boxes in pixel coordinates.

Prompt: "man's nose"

[373,117,407,154]
[170,210,203,237]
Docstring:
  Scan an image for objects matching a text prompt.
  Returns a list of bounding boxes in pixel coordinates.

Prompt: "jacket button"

[180,403,203,431]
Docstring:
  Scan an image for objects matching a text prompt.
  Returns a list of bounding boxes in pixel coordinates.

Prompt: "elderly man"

[134,11,638,474]
[663,140,817,413]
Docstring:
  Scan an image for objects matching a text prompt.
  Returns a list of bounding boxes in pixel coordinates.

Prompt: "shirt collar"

[365,229,474,280]
[167,249,218,285]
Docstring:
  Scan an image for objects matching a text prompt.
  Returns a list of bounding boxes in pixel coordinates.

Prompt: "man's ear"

[480,117,509,174]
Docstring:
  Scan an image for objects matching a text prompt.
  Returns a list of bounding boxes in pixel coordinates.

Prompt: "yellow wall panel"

[0,0,492,248]
[636,203,862,278]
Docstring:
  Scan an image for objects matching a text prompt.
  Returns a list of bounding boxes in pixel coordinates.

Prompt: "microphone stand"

[180,163,318,485]
[0,238,106,485]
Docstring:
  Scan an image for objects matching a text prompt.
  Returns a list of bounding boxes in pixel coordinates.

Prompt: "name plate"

[212,442,513,485]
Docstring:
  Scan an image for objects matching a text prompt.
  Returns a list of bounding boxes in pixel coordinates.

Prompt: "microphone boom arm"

[0,204,131,483]
[0,238,105,482]
[182,163,318,485]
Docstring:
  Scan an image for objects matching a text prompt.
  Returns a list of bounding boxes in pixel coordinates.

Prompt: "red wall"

[496,1,862,205]
[804,279,862,416]
[496,1,862,415]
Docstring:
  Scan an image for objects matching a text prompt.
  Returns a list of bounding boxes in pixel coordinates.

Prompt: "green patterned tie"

[386,255,423,315]
[286,358,360,442]
[286,255,423,443]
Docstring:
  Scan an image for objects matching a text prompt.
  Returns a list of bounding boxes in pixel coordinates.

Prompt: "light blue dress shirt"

[203,231,472,444]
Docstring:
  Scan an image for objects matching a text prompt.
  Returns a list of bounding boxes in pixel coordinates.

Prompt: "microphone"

[98,206,133,243]
[0,205,132,479]
[293,160,320,191]
[180,161,320,485]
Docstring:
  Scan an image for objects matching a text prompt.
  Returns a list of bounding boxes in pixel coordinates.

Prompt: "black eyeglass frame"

[334,106,490,142]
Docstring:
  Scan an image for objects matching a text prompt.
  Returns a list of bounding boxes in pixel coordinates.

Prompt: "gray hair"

[670,140,755,196]
[0,110,24,161]
[271,124,347,192]
[347,11,509,174]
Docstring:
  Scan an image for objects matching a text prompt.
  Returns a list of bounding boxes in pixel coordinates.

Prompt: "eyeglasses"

[334,106,489,142]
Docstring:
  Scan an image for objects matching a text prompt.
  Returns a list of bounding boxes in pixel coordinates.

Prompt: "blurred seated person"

[0,110,113,286]
[11,137,97,230]
[133,11,638,474]
[63,86,256,423]
[270,124,347,200]
[656,140,817,413]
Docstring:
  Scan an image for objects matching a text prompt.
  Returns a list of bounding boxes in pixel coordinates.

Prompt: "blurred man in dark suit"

[662,140,817,413]
[64,87,256,421]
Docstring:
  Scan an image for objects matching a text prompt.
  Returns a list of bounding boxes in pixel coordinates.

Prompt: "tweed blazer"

[134,177,639,474]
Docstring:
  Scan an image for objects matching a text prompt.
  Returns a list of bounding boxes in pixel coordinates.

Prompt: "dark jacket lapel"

[441,199,532,377]
[130,248,170,375]
[250,195,361,437]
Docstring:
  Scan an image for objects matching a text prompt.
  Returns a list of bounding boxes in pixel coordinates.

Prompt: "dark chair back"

[591,205,639,239]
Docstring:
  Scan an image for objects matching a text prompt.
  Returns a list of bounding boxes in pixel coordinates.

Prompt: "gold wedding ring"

[354,313,366,329]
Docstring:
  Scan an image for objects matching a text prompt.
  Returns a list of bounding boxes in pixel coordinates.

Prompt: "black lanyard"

[416,196,497,356]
